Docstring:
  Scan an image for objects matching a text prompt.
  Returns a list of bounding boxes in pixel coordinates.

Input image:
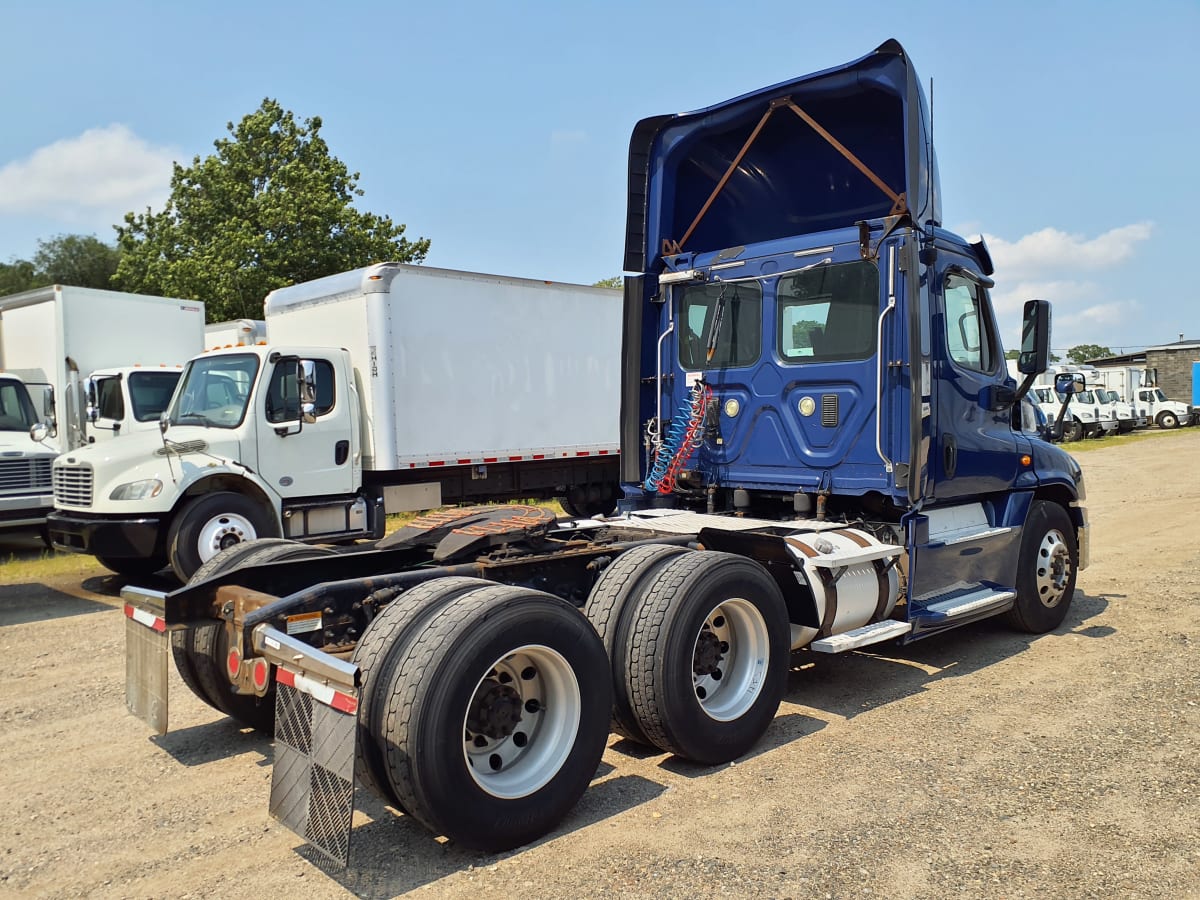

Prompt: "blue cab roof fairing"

[624,39,940,273]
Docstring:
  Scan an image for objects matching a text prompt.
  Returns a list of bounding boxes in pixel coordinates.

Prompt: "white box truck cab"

[48,264,622,580]
[1030,365,1116,440]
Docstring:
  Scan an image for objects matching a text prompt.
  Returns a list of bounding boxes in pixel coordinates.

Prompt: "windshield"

[167,353,259,428]
[1154,388,1167,401]
[128,371,183,422]
[0,379,38,432]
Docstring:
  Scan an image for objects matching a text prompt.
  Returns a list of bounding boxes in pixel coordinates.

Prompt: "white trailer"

[48,263,622,579]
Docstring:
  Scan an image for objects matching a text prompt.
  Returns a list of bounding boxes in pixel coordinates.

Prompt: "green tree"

[32,234,121,289]
[1066,343,1112,364]
[0,259,37,297]
[114,98,430,321]
[593,276,623,289]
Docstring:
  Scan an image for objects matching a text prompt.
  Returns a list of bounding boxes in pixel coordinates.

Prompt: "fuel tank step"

[809,619,912,653]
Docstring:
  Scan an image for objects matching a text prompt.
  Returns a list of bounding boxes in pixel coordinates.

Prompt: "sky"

[1,0,1196,354]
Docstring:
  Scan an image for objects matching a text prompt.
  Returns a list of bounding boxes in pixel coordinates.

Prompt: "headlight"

[110,479,163,501]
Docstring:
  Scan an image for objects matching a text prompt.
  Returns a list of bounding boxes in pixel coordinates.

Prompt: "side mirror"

[1017,299,1051,375]
[30,422,50,443]
[85,377,100,423]
[299,360,317,425]
[160,411,170,435]
[1055,372,1084,394]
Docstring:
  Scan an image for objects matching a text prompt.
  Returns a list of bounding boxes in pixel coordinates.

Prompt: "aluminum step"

[809,619,912,653]
[918,583,1016,619]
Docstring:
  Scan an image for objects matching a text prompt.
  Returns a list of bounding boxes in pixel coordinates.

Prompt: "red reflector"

[227,648,241,679]
[428,460,445,467]
[252,659,270,690]
[457,458,472,465]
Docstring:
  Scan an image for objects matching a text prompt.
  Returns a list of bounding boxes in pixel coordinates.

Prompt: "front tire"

[623,552,789,765]
[378,585,611,851]
[1006,500,1077,634]
[167,491,279,582]
[1157,411,1180,429]
[1062,419,1083,442]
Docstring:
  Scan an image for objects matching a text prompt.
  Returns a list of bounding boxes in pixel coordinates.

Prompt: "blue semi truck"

[123,39,1087,864]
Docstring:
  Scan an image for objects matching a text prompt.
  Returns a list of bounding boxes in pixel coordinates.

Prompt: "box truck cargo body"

[48,264,622,579]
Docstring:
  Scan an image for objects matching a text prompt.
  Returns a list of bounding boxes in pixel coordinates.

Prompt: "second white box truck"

[48,264,622,579]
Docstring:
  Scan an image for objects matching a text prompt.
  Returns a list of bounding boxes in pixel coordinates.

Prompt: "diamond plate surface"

[125,616,168,734]
[270,680,357,867]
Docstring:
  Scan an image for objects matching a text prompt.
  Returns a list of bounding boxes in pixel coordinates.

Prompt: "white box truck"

[1094,365,1195,429]
[0,373,56,532]
[47,263,622,579]
[0,285,206,534]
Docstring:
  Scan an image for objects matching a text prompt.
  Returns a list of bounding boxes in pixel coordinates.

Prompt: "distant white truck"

[47,264,623,579]
[1093,365,1195,429]
[205,318,266,349]
[0,285,206,534]
[1011,361,1116,441]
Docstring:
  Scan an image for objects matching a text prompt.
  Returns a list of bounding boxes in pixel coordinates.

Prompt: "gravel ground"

[0,430,1197,899]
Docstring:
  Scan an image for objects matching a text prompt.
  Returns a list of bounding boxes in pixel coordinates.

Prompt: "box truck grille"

[0,457,53,492]
[53,465,93,507]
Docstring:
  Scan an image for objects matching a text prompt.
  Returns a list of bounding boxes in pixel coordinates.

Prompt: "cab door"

[255,355,355,498]
[928,257,1021,502]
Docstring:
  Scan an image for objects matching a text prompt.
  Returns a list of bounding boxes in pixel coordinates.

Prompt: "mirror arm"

[1012,371,1037,405]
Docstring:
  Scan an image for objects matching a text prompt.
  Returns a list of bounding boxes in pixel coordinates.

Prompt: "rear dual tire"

[356,583,611,851]
[170,539,336,732]
[584,549,790,765]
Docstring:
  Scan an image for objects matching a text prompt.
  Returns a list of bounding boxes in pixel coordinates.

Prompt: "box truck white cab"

[204,318,266,349]
[48,264,622,580]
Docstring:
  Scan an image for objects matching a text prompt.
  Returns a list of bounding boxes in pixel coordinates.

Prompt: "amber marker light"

[1020,455,1032,467]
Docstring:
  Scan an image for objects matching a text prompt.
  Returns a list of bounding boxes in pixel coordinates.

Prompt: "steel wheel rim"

[1035,528,1072,608]
[691,598,770,722]
[197,513,256,564]
[463,644,581,799]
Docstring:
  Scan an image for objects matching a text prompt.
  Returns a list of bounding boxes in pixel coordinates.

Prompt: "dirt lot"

[1,431,1197,899]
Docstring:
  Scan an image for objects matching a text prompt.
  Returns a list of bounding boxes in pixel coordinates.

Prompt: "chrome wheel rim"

[1035,528,1072,608]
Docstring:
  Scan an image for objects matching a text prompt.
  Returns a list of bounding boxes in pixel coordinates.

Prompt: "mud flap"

[269,667,358,868]
[124,602,169,735]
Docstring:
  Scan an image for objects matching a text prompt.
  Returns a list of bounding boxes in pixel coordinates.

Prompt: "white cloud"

[985,222,1153,280]
[0,125,178,221]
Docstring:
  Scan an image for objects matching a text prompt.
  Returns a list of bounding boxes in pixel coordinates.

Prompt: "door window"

[943,275,998,373]
[94,377,124,420]
[266,359,336,424]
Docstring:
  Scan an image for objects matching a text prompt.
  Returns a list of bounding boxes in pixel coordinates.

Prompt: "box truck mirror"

[85,377,100,423]
[299,360,317,425]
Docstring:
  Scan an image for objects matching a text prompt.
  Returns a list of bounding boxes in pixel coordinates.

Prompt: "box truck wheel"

[1063,419,1083,442]
[351,576,493,809]
[171,540,336,731]
[623,552,789,765]
[377,585,610,851]
[167,491,279,582]
[1005,500,1077,634]
[583,543,692,744]
[1157,411,1180,429]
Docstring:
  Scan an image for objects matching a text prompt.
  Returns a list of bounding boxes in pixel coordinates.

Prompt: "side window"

[943,274,997,373]
[266,359,335,424]
[678,282,762,369]
[95,377,125,420]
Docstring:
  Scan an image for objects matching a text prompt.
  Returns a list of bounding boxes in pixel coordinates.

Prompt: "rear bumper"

[47,510,163,559]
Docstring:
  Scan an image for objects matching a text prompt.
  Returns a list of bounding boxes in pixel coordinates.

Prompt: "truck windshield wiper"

[174,413,210,427]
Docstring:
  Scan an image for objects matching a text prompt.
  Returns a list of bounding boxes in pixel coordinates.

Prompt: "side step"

[914,582,1016,621]
[810,619,912,653]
